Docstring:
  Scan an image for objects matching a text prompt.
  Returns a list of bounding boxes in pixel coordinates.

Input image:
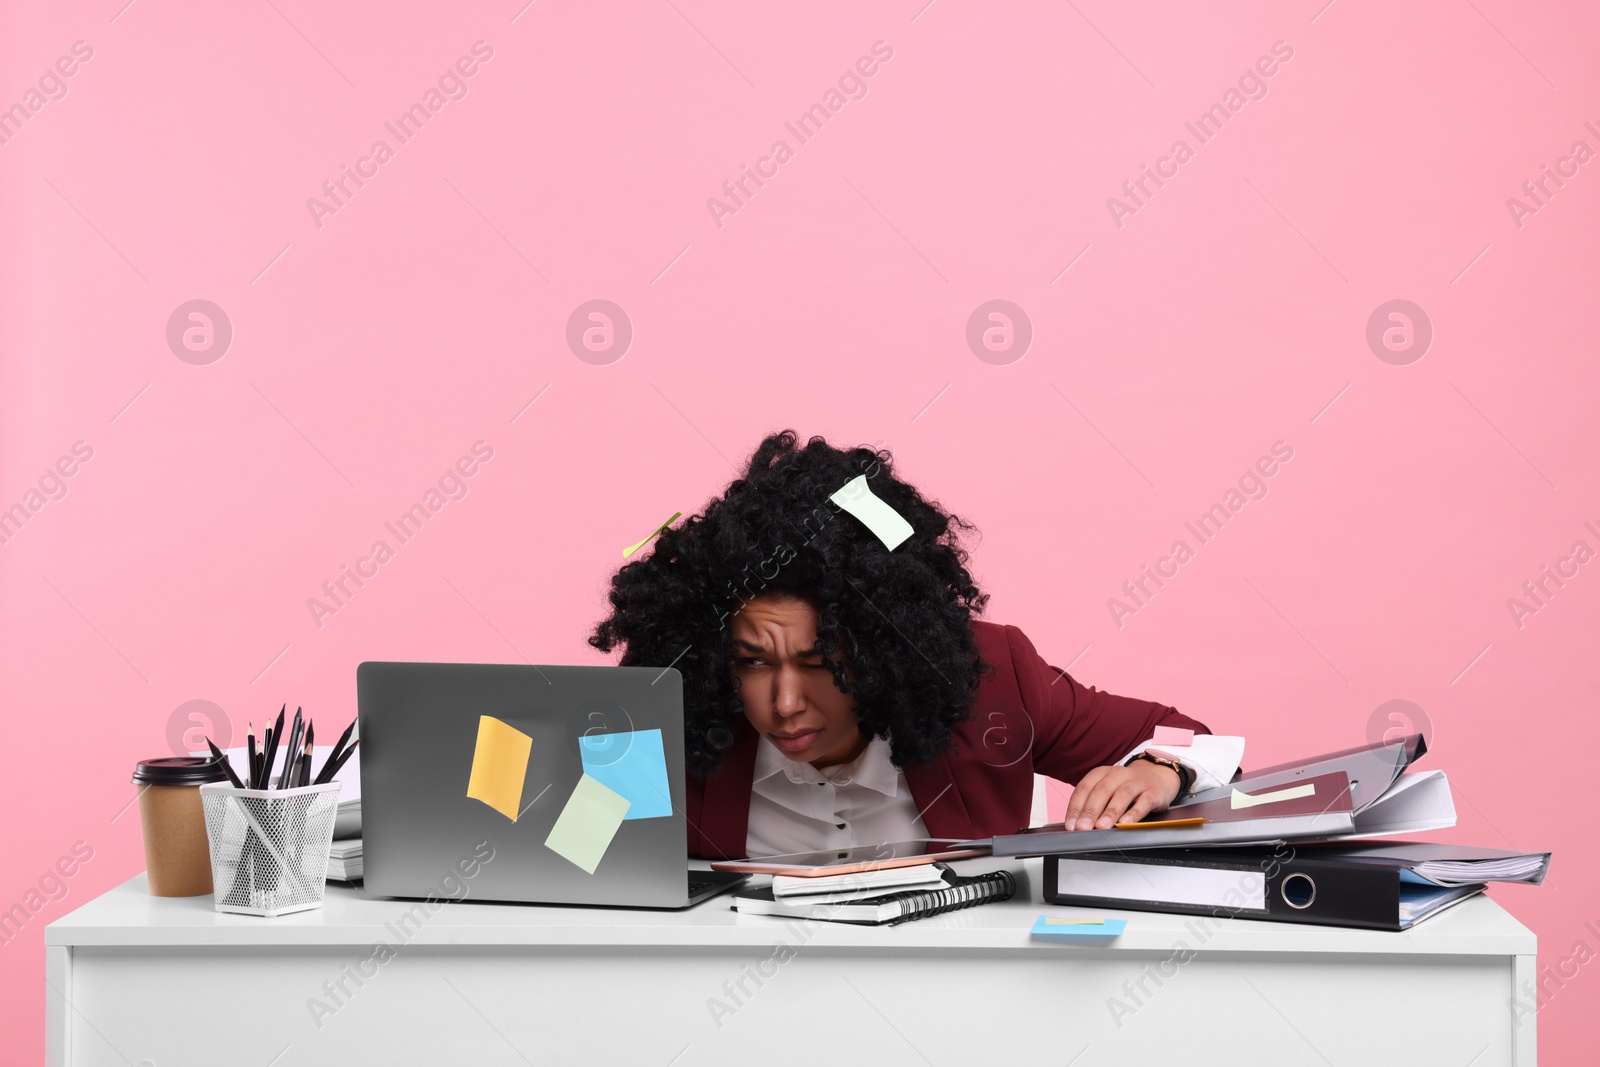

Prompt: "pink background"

[4,0,1597,1061]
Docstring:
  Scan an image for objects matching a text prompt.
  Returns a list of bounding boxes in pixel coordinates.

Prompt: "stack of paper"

[327,838,363,882]
[735,863,953,919]
[733,864,1017,925]
[770,864,950,905]
[1306,841,1552,887]
[1397,883,1484,927]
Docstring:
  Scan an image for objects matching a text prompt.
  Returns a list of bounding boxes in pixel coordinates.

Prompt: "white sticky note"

[1230,782,1316,810]
[830,475,912,550]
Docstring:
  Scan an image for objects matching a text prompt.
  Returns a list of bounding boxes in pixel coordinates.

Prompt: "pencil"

[316,739,358,785]
[299,724,314,787]
[316,720,356,784]
[278,707,304,789]
[261,705,285,789]
[206,738,243,789]
[246,722,259,789]
[323,719,356,774]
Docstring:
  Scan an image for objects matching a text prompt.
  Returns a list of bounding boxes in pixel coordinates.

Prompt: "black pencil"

[322,719,356,775]
[246,722,259,789]
[261,705,285,789]
[206,738,243,789]
[278,707,304,789]
[299,724,314,788]
[316,739,358,785]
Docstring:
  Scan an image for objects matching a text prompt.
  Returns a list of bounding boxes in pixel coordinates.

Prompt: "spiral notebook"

[732,867,1017,926]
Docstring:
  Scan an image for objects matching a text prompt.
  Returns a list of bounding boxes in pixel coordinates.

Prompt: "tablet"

[709,839,991,877]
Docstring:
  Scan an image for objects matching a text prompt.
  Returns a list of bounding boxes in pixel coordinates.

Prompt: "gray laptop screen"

[358,662,689,908]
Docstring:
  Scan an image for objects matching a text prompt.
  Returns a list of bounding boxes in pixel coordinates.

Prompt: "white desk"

[47,861,1537,1066]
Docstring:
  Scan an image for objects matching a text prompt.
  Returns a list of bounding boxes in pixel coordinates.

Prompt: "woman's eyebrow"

[731,640,823,656]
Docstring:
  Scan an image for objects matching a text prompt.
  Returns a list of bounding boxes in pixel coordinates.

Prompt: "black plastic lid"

[132,756,228,787]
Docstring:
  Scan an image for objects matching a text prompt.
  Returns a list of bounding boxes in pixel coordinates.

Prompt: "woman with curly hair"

[591,431,1238,859]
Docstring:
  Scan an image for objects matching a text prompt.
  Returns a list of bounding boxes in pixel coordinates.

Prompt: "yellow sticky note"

[466,716,534,821]
[1230,782,1316,810]
[545,774,631,874]
[1045,918,1106,925]
[623,511,681,559]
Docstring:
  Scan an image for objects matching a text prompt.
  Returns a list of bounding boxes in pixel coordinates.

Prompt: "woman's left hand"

[1063,760,1182,831]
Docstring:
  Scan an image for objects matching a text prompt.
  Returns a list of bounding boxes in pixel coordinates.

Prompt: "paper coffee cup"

[133,757,227,896]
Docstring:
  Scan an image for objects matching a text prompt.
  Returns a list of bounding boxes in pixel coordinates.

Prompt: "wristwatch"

[1131,751,1194,798]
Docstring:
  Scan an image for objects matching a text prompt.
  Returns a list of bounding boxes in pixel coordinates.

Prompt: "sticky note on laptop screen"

[545,774,631,874]
[579,729,671,820]
[466,715,534,821]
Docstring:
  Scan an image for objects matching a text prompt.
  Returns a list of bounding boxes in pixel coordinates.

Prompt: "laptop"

[357,661,747,908]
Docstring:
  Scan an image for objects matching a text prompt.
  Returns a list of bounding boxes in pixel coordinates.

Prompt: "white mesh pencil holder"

[200,782,342,916]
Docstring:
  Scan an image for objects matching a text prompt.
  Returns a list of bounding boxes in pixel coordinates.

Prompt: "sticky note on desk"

[1031,915,1127,943]
[1151,726,1194,747]
[579,729,671,820]
[545,775,631,874]
[1230,782,1315,809]
[830,475,912,550]
[466,716,534,821]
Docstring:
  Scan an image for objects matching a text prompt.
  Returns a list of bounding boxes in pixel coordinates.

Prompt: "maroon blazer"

[684,620,1211,859]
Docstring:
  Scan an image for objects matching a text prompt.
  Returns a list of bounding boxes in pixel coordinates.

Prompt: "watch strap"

[1132,751,1194,798]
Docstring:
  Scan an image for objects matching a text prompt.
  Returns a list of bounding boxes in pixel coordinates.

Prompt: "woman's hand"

[1063,760,1182,831]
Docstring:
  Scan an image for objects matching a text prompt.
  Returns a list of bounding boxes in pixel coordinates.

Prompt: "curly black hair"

[590,430,991,776]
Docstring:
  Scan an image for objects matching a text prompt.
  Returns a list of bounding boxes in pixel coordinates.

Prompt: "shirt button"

[836,823,846,829]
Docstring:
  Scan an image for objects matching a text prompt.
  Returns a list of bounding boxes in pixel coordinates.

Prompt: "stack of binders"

[986,735,1552,930]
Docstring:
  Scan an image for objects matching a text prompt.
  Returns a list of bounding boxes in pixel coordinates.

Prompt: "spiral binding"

[884,869,1017,927]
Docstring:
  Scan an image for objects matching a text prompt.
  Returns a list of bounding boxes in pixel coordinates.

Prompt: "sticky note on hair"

[545,774,631,874]
[465,716,534,821]
[830,475,912,550]
[1230,782,1315,810]
[622,511,681,559]
[579,729,671,820]
[1152,726,1194,747]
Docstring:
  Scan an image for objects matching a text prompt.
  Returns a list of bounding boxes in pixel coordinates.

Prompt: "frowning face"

[729,594,868,769]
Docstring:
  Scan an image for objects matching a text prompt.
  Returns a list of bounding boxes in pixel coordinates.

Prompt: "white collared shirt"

[745,734,928,857]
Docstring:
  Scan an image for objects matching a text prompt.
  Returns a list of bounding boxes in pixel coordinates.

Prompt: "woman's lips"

[771,729,821,753]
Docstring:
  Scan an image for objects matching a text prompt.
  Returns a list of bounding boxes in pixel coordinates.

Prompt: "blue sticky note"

[1030,915,1127,944]
[578,729,671,820]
